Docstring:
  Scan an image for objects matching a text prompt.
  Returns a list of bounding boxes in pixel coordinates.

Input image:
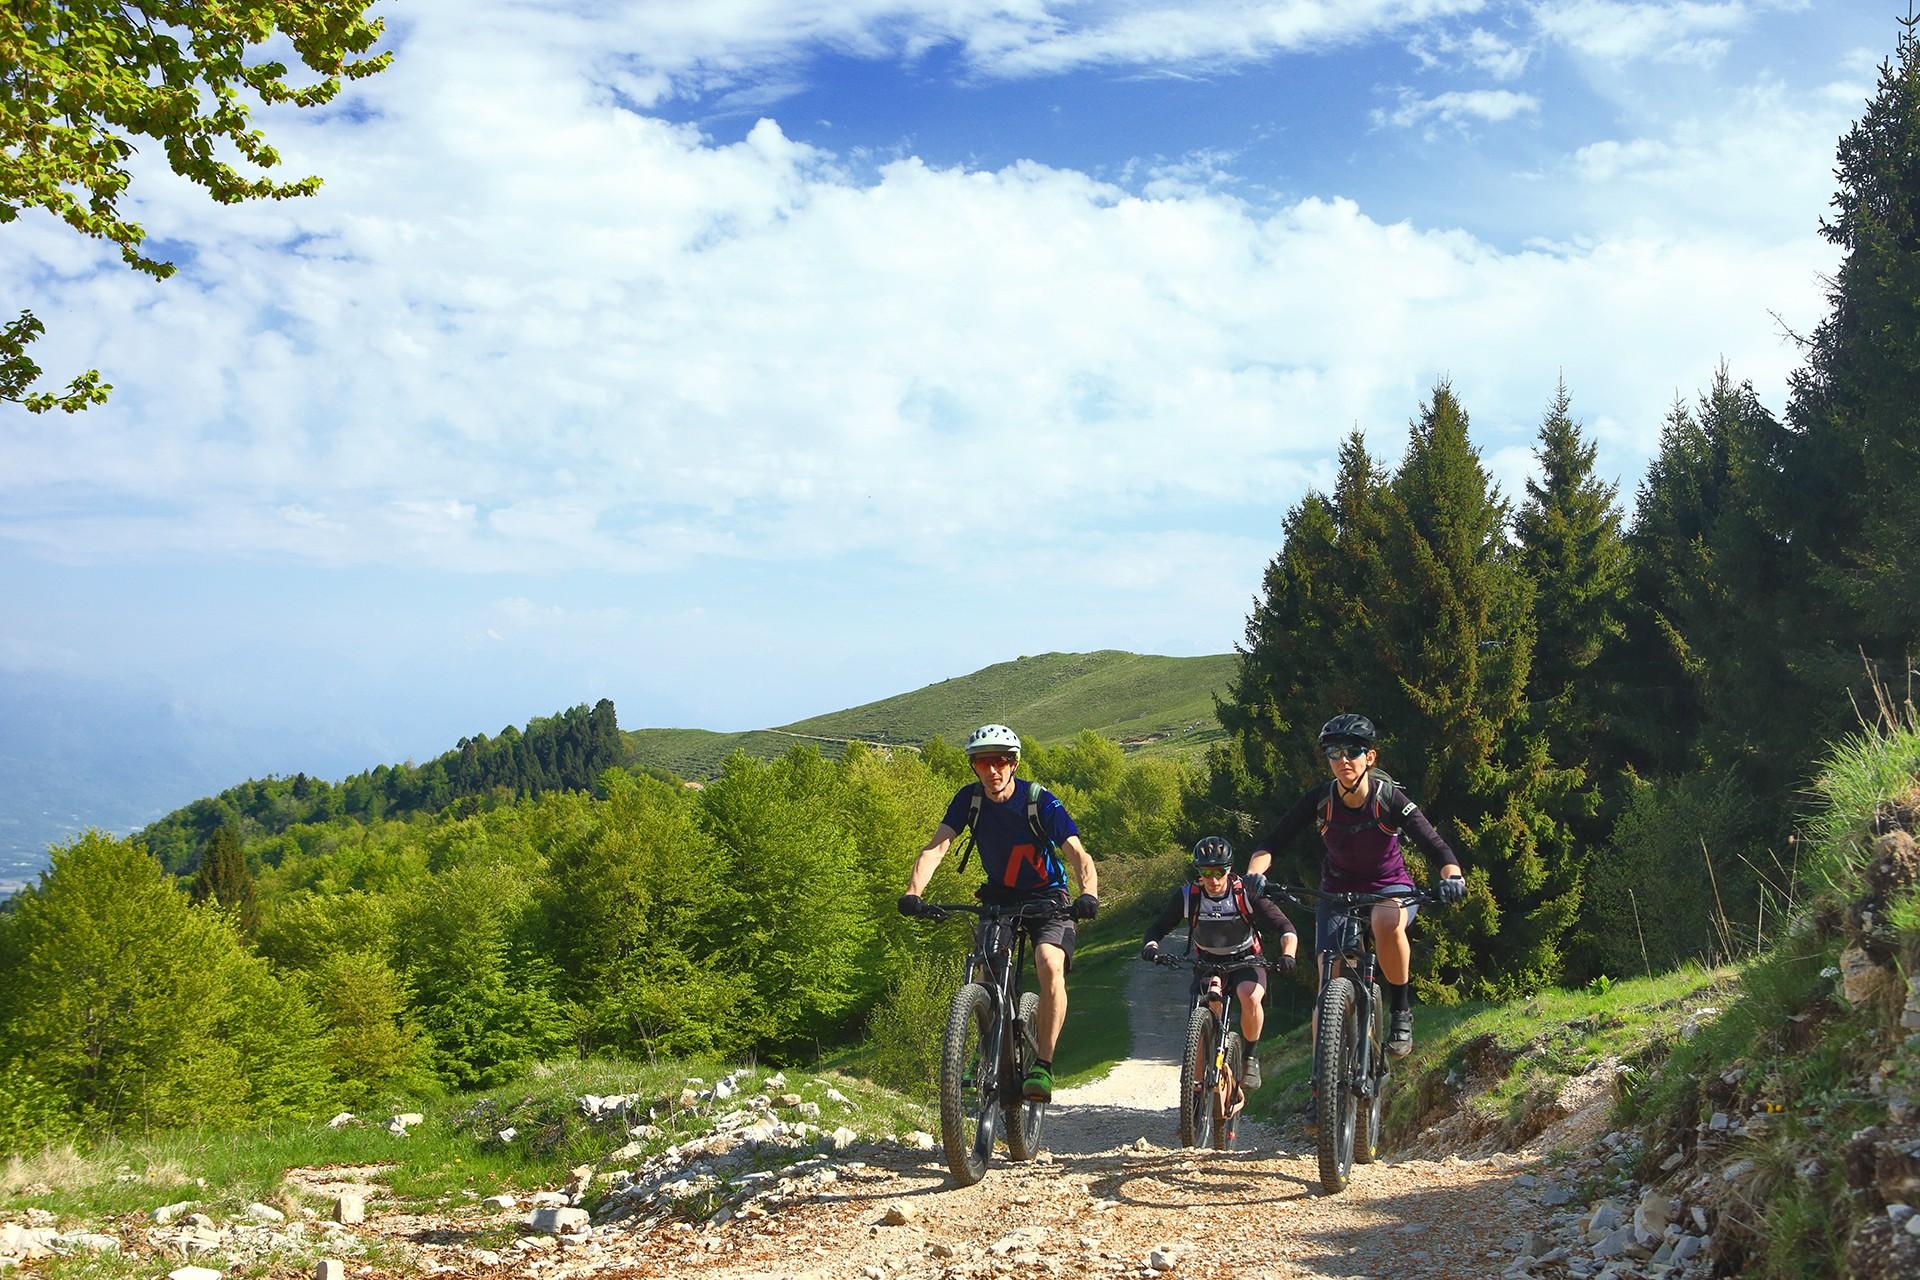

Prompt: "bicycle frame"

[921,898,1067,1185]
[1151,952,1280,1149]
[960,906,1033,1105]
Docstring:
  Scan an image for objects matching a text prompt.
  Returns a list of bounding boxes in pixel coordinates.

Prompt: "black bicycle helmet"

[1191,835,1234,871]
[1318,713,1377,747]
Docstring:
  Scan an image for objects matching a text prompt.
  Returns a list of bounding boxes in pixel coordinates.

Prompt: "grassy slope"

[623,651,1236,780]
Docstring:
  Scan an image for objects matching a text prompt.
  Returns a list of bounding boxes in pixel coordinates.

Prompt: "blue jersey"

[941,778,1079,896]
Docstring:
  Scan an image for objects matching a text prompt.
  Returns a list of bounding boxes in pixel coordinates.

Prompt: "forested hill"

[621,650,1235,779]
[136,700,624,874]
[131,651,1230,875]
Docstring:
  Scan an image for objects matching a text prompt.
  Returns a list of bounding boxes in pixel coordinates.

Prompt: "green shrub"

[861,952,962,1098]
[0,1061,78,1156]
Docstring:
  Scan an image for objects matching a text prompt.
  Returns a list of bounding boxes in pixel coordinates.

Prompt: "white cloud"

[0,3,1852,588]
[1373,87,1541,131]
[1529,0,1771,67]
[483,0,1495,102]
[1410,26,1533,80]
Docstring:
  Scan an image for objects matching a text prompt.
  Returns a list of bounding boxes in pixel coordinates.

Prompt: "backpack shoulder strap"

[1369,769,1410,832]
[1183,883,1198,955]
[1228,873,1264,956]
[954,782,984,875]
[1024,781,1051,847]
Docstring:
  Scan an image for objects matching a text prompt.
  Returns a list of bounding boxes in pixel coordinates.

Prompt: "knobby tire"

[1354,982,1385,1165]
[1314,976,1360,1193]
[939,983,994,1186]
[1180,1005,1216,1149]
[1004,990,1045,1162]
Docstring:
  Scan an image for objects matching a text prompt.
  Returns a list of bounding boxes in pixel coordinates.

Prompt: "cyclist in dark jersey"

[1141,836,1297,1090]
[897,723,1099,1103]
[1247,713,1465,1057]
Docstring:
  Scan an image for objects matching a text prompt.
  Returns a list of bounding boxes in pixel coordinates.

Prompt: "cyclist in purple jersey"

[1247,713,1466,1057]
[898,724,1099,1103]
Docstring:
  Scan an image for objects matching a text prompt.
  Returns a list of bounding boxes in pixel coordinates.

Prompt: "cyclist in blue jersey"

[1246,713,1465,1057]
[898,724,1099,1103]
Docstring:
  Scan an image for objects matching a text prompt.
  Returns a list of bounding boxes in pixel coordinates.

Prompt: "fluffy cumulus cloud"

[0,0,1856,588]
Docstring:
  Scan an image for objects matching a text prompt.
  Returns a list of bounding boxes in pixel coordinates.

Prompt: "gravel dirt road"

[589,958,1550,1280]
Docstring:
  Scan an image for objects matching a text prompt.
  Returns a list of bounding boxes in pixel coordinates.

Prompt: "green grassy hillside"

[624,650,1236,779]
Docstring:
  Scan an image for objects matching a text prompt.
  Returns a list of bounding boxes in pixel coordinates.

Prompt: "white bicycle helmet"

[964,723,1022,758]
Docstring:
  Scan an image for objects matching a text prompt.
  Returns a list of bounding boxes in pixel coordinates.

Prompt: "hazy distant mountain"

[0,671,373,889]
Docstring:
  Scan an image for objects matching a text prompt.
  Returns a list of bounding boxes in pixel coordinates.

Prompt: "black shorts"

[1189,955,1265,998]
[978,890,1077,972]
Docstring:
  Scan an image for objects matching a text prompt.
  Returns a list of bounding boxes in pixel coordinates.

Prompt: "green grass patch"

[1234,964,1734,1137]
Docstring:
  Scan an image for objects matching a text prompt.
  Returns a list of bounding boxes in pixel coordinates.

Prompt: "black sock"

[1034,1058,1051,1070]
[1386,981,1411,1014]
[1242,1038,1260,1056]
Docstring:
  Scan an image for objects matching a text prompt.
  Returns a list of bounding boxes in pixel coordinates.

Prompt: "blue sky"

[0,0,1899,833]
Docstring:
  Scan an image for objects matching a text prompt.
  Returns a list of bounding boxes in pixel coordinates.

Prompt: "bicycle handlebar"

[1145,952,1290,972]
[1271,883,1440,911]
[915,900,1073,924]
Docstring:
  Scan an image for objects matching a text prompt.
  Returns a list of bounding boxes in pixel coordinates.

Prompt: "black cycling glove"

[1274,952,1297,976]
[897,893,923,918]
[1072,893,1099,921]
[1140,941,1160,962]
[1242,871,1267,899]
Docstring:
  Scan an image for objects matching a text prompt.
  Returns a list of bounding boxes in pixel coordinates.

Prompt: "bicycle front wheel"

[1181,1005,1217,1149]
[939,983,994,1186]
[1354,982,1385,1165]
[1004,990,1046,1162]
[1214,1030,1243,1151]
[1314,976,1360,1192]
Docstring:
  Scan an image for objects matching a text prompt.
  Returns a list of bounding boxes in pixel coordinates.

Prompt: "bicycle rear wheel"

[1004,990,1046,1162]
[1314,976,1359,1192]
[939,983,995,1186]
[1180,1005,1216,1148]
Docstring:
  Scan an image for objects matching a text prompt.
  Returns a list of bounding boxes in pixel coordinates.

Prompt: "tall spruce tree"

[1513,380,1630,849]
[1217,387,1580,993]
[1210,431,1391,847]
[1372,382,1579,994]
[1785,18,1920,683]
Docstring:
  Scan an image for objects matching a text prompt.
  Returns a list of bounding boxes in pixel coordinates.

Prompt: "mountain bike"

[915,897,1070,1186]
[1275,885,1436,1193]
[1144,951,1283,1150]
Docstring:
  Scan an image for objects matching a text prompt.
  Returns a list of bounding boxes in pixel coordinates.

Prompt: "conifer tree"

[1212,430,1388,844]
[1784,17,1920,681]
[1513,380,1630,847]
[191,825,261,937]
[1371,382,1579,993]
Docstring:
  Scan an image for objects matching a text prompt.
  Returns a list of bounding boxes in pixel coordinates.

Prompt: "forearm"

[904,837,952,896]
[1063,836,1098,898]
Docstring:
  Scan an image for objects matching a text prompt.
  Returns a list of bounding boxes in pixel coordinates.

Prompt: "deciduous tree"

[2,0,389,410]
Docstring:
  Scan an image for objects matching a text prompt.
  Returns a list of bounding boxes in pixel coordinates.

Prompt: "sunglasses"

[971,754,1017,769]
[1324,743,1369,760]
[1194,866,1229,879]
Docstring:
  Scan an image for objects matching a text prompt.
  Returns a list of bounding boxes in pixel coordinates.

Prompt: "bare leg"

[1032,942,1069,1060]
[1372,901,1411,985]
[1236,979,1266,1042]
